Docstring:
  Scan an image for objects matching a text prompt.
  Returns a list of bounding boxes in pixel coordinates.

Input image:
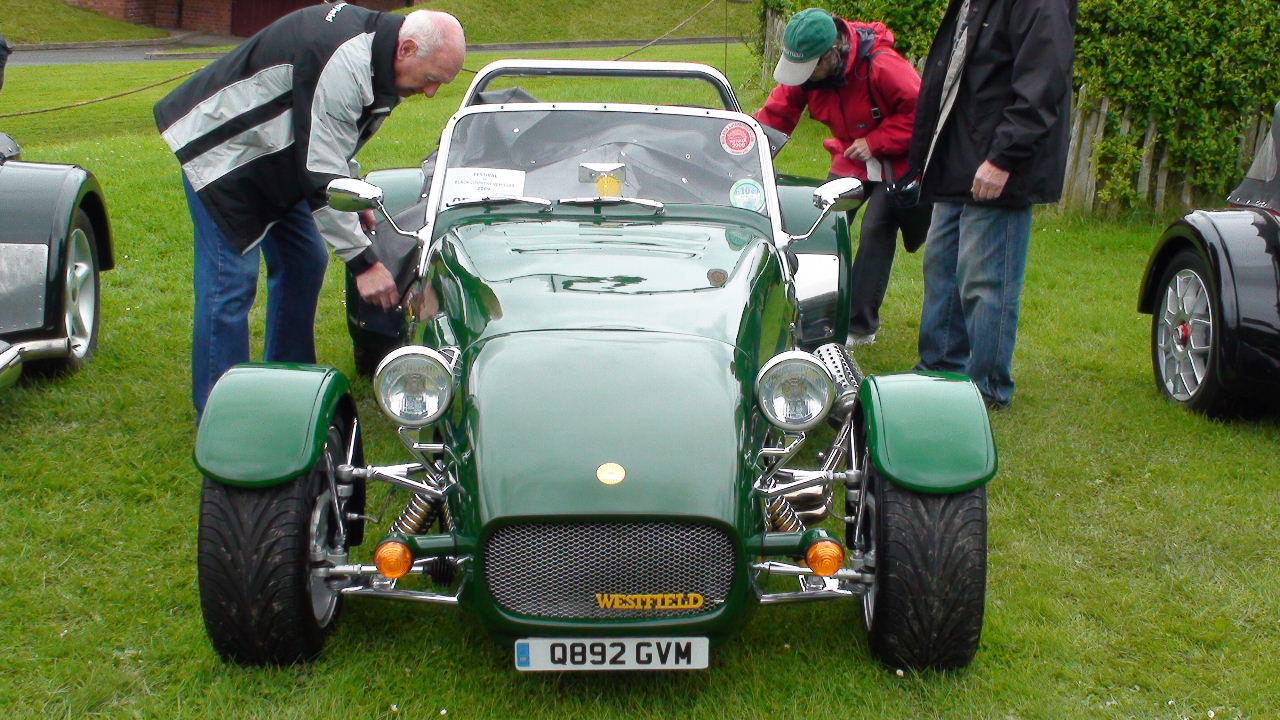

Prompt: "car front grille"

[483,521,737,620]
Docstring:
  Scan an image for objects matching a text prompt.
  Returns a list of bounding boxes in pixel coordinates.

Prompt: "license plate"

[514,637,708,671]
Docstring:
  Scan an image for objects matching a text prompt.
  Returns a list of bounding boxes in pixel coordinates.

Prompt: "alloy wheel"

[63,228,97,359]
[1156,268,1213,401]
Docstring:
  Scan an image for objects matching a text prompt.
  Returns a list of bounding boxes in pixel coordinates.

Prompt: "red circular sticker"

[720,122,756,156]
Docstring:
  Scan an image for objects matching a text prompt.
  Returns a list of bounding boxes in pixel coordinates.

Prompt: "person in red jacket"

[756,7,921,346]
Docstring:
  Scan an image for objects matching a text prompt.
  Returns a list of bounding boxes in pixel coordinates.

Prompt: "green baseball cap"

[774,8,837,86]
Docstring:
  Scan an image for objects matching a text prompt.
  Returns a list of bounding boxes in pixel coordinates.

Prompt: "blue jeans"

[916,202,1032,407]
[186,176,329,416]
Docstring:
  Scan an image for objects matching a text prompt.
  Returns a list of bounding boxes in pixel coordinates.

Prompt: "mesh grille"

[483,521,736,620]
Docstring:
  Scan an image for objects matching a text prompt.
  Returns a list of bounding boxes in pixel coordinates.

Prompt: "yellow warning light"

[596,462,626,485]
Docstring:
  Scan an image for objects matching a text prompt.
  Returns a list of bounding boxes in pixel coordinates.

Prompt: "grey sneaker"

[846,332,876,347]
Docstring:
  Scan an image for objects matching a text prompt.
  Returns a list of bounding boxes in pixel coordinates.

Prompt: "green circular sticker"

[729,179,766,212]
[725,228,753,250]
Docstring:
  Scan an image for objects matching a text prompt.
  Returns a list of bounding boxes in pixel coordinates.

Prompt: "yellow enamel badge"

[596,462,625,485]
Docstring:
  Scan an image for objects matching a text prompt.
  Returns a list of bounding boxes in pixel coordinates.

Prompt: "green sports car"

[193,60,996,672]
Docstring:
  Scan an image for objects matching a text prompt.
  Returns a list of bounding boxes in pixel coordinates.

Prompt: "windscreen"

[1227,102,1280,210]
[477,75,730,109]
[440,109,772,216]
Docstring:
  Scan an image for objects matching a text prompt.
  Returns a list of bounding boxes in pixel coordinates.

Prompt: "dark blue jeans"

[916,202,1032,407]
[185,176,328,416]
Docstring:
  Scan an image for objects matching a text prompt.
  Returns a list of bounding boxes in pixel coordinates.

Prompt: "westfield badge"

[595,593,705,610]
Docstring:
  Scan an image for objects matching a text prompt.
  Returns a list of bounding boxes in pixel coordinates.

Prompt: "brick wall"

[153,0,178,28]
[65,0,416,35]
[180,0,233,33]
[65,0,157,25]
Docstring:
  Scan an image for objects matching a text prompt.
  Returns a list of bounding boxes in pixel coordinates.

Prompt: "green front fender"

[859,372,997,494]
[195,363,354,487]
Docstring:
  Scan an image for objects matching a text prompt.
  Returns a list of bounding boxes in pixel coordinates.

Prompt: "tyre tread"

[869,480,987,671]
[197,475,330,665]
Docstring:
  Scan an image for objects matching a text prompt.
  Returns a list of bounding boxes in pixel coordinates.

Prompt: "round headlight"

[373,346,454,427]
[756,351,835,431]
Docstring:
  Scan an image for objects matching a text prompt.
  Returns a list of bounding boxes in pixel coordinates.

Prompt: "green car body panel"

[406,204,793,638]
[452,332,763,641]
[858,372,997,493]
[424,204,789,349]
[195,363,353,487]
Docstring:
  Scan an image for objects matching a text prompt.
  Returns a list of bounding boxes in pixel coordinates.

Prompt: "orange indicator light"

[374,541,414,579]
[805,539,845,577]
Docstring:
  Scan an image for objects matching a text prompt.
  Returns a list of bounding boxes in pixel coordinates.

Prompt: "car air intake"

[483,521,736,620]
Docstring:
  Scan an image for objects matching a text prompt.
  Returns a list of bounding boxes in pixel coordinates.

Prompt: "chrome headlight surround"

[755,351,835,431]
[373,346,455,428]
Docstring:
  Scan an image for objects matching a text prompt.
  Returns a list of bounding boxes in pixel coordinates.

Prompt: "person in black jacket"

[0,33,11,92]
[154,5,465,416]
[909,0,1077,409]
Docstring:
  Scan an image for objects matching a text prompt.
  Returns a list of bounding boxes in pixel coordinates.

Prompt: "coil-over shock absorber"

[391,493,440,535]
[767,495,806,533]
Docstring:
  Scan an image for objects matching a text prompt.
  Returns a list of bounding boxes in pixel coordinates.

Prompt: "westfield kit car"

[0,133,112,388]
[194,61,996,672]
[1139,101,1280,416]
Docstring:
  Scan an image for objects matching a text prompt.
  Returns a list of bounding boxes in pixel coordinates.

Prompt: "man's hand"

[355,262,400,310]
[971,161,1010,201]
[358,209,377,233]
[844,138,874,162]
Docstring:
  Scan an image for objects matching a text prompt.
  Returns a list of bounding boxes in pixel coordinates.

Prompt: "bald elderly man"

[154,5,465,416]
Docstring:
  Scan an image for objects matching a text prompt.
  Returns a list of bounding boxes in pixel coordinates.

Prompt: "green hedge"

[758,0,1280,206]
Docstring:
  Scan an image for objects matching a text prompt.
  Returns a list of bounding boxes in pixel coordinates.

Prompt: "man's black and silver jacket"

[154,3,404,273]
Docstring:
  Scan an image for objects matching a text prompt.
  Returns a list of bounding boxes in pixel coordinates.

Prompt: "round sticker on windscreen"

[720,121,756,155]
[730,178,766,211]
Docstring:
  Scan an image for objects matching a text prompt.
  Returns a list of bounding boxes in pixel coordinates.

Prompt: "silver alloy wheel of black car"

[29,209,99,375]
[1156,266,1213,401]
[1150,249,1234,416]
[63,225,97,360]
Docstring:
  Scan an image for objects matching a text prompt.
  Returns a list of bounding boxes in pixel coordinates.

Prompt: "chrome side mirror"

[813,177,864,213]
[787,177,865,244]
[326,177,385,212]
[326,177,420,240]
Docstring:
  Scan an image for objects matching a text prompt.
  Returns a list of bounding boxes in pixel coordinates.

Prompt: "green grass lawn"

[412,0,758,45]
[0,0,166,44]
[1,44,1278,720]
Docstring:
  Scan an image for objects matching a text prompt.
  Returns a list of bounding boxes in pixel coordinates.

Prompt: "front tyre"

[197,423,349,665]
[863,471,986,671]
[29,209,99,376]
[1151,249,1233,416]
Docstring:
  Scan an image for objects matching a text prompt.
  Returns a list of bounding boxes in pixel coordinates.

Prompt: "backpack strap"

[865,49,891,124]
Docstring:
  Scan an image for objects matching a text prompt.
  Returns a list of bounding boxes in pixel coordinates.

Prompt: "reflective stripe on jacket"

[154,3,404,268]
